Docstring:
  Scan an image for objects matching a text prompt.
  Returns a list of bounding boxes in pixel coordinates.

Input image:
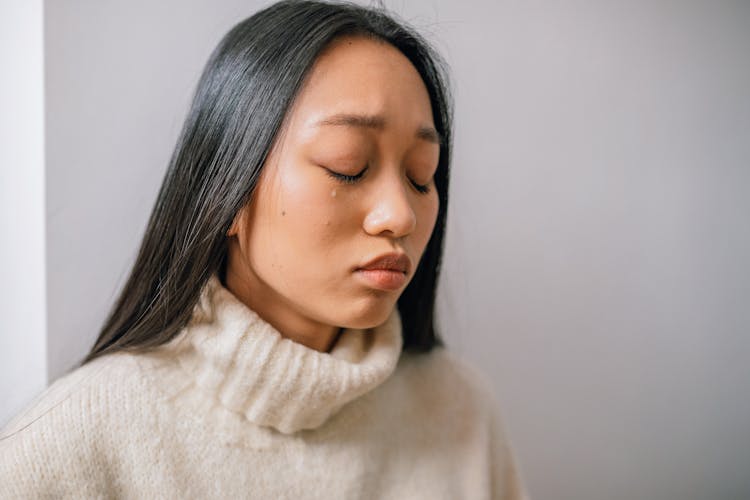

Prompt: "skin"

[225,35,440,353]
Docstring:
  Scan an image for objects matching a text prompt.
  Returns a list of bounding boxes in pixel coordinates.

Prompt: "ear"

[226,205,246,237]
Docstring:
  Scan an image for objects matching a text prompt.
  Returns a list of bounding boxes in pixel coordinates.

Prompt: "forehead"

[285,36,435,136]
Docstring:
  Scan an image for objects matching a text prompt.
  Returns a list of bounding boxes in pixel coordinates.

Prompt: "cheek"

[278,168,349,235]
[257,166,358,283]
[416,194,440,247]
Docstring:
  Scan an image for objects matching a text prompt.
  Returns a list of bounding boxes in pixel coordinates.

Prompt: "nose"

[362,174,417,238]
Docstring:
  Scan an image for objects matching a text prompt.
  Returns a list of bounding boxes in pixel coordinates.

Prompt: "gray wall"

[4,1,750,499]
[429,3,750,499]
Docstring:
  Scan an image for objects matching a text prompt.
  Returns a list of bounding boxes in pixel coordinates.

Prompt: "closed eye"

[325,167,367,184]
[325,165,432,195]
[410,179,431,194]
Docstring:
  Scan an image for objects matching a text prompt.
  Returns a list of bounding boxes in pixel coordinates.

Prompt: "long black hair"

[81,0,453,366]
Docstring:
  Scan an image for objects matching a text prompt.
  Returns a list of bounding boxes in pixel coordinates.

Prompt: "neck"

[223,265,341,353]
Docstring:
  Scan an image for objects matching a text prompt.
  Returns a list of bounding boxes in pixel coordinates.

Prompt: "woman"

[1,1,528,498]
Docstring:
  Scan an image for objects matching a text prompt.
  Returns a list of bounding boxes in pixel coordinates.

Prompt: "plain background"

[2,1,749,499]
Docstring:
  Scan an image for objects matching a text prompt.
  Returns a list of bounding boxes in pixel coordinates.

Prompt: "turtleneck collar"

[151,273,403,435]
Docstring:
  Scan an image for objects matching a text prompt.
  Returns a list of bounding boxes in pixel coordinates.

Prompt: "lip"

[356,252,412,274]
[354,252,412,291]
[355,269,407,291]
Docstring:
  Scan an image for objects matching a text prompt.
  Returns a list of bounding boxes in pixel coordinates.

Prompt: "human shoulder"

[1,352,138,438]
[396,346,500,415]
[395,347,530,499]
[0,352,141,497]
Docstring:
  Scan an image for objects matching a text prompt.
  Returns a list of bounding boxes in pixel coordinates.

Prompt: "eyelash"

[325,167,431,194]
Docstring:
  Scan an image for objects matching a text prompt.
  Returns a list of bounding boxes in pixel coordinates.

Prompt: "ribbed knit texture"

[156,274,403,435]
[0,274,529,499]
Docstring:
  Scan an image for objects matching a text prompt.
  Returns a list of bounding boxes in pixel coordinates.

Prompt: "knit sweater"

[0,274,528,499]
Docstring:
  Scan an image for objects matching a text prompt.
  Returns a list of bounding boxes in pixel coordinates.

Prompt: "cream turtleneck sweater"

[0,275,528,499]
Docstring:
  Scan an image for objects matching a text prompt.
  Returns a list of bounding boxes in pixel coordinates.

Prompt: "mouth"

[354,268,408,291]
[354,252,412,291]
[356,252,411,273]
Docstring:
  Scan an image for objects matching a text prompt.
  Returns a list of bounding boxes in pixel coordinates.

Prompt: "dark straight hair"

[81,0,454,366]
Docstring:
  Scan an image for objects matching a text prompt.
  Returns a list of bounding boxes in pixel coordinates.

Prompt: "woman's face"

[225,35,440,347]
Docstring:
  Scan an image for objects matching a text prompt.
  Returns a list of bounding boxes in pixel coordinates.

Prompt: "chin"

[336,296,398,330]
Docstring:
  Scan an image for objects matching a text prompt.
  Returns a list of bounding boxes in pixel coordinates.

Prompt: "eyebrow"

[313,113,443,145]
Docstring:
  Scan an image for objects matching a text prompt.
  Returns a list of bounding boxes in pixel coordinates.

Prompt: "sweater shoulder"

[0,353,141,496]
[393,348,530,499]
[0,352,137,438]
[396,346,500,416]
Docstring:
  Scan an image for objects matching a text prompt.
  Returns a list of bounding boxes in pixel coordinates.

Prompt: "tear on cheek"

[331,189,337,198]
